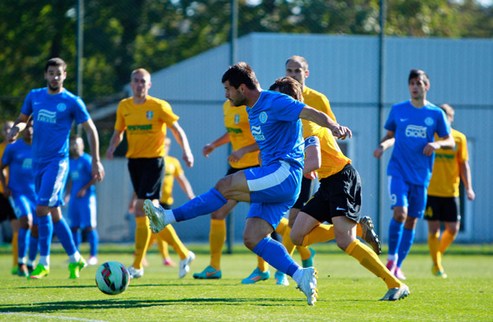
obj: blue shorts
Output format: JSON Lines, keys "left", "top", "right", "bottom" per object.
{"left": 9, "top": 194, "right": 36, "bottom": 220}
{"left": 34, "top": 159, "right": 69, "bottom": 207}
{"left": 244, "top": 161, "right": 302, "bottom": 228}
{"left": 67, "top": 194, "right": 97, "bottom": 228}
{"left": 388, "top": 176, "right": 427, "bottom": 219}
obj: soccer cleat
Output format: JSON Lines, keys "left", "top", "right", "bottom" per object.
{"left": 360, "top": 216, "right": 382, "bottom": 255}
{"left": 193, "top": 265, "right": 222, "bottom": 279}
{"left": 179, "top": 251, "right": 195, "bottom": 278}
{"left": 143, "top": 199, "right": 170, "bottom": 233}
{"left": 88, "top": 256, "right": 98, "bottom": 266}
{"left": 163, "top": 258, "right": 176, "bottom": 267}
{"left": 296, "top": 267, "right": 318, "bottom": 306}
{"left": 241, "top": 268, "right": 270, "bottom": 284}
{"left": 29, "top": 264, "right": 50, "bottom": 279}
{"left": 302, "top": 247, "right": 316, "bottom": 268}
{"left": 274, "top": 271, "right": 289, "bottom": 286}
{"left": 127, "top": 266, "right": 144, "bottom": 279}
{"left": 386, "top": 260, "right": 396, "bottom": 274}
{"left": 432, "top": 265, "right": 448, "bottom": 279}
{"left": 380, "top": 284, "right": 410, "bottom": 301}
{"left": 17, "top": 264, "right": 29, "bottom": 277}
{"left": 27, "top": 264, "right": 34, "bottom": 275}
{"left": 68, "top": 257, "right": 87, "bottom": 279}
{"left": 394, "top": 267, "right": 406, "bottom": 280}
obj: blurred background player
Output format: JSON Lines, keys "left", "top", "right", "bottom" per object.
{"left": 425, "top": 104, "right": 475, "bottom": 278}
{"left": 106, "top": 68, "right": 194, "bottom": 279}
{"left": 0, "top": 120, "right": 38, "bottom": 277}
{"left": 65, "top": 135, "right": 100, "bottom": 266}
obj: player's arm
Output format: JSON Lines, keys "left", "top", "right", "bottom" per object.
{"left": 229, "top": 142, "right": 259, "bottom": 163}
{"left": 77, "top": 177, "right": 99, "bottom": 198}
{"left": 203, "top": 132, "right": 230, "bottom": 157}
{"left": 0, "top": 160, "right": 10, "bottom": 196}
{"left": 81, "top": 119, "right": 105, "bottom": 182}
{"left": 176, "top": 173, "right": 195, "bottom": 200}
{"left": 7, "top": 113, "right": 30, "bottom": 143}
{"left": 303, "top": 136, "right": 321, "bottom": 178}
{"left": 105, "top": 129, "right": 124, "bottom": 160}
{"left": 459, "top": 159, "right": 475, "bottom": 201}
{"left": 299, "top": 106, "right": 351, "bottom": 140}
{"left": 423, "top": 134, "right": 455, "bottom": 156}
{"left": 373, "top": 131, "right": 395, "bottom": 158}
{"left": 170, "top": 122, "right": 194, "bottom": 167}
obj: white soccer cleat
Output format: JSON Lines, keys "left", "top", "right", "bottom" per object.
{"left": 143, "top": 199, "right": 170, "bottom": 233}
{"left": 179, "top": 251, "right": 196, "bottom": 279}
{"left": 127, "top": 266, "right": 144, "bottom": 279}
{"left": 380, "top": 284, "right": 410, "bottom": 301}
{"left": 296, "top": 267, "right": 318, "bottom": 306}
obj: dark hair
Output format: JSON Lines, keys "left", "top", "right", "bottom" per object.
{"left": 221, "top": 62, "right": 259, "bottom": 90}
{"left": 45, "top": 57, "right": 67, "bottom": 72}
{"left": 408, "top": 69, "right": 429, "bottom": 85}
{"left": 268, "top": 76, "right": 303, "bottom": 101}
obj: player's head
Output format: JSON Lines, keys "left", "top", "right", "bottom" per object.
{"left": 269, "top": 76, "right": 303, "bottom": 102}
{"left": 2, "top": 120, "right": 13, "bottom": 138}
{"left": 130, "top": 68, "right": 152, "bottom": 100}
{"left": 408, "top": 69, "right": 430, "bottom": 100}
{"left": 440, "top": 104, "right": 455, "bottom": 124}
{"left": 221, "top": 62, "right": 259, "bottom": 106}
{"left": 69, "top": 135, "right": 85, "bottom": 157}
{"left": 23, "top": 119, "right": 34, "bottom": 143}
{"left": 285, "top": 55, "right": 309, "bottom": 87}
{"left": 44, "top": 57, "right": 67, "bottom": 93}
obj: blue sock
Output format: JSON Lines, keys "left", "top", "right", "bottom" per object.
{"left": 174, "top": 188, "right": 227, "bottom": 221}
{"left": 87, "top": 229, "right": 99, "bottom": 257}
{"left": 18, "top": 228, "right": 29, "bottom": 260}
{"left": 397, "top": 227, "right": 415, "bottom": 267}
{"left": 71, "top": 228, "right": 81, "bottom": 250}
{"left": 388, "top": 217, "right": 404, "bottom": 257}
{"left": 54, "top": 218, "right": 78, "bottom": 257}
{"left": 38, "top": 215, "right": 53, "bottom": 257}
{"left": 252, "top": 237, "right": 300, "bottom": 277}
{"left": 28, "top": 235, "right": 38, "bottom": 262}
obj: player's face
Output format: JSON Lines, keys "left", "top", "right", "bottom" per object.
{"left": 408, "top": 76, "right": 429, "bottom": 100}
{"left": 45, "top": 66, "right": 66, "bottom": 93}
{"left": 224, "top": 81, "right": 247, "bottom": 106}
{"left": 131, "top": 72, "right": 151, "bottom": 99}
{"left": 23, "top": 121, "right": 33, "bottom": 141}
{"left": 285, "top": 60, "right": 308, "bottom": 85}
{"left": 69, "top": 138, "right": 84, "bottom": 157}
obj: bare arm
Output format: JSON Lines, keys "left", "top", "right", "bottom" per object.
{"left": 229, "top": 142, "right": 259, "bottom": 163}
{"left": 423, "top": 134, "right": 455, "bottom": 156}
{"left": 170, "top": 122, "right": 194, "bottom": 167}
{"left": 303, "top": 145, "right": 321, "bottom": 179}
{"left": 373, "top": 131, "right": 395, "bottom": 158}
{"left": 299, "top": 106, "right": 352, "bottom": 139}
{"left": 175, "top": 173, "right": 195, "bottom": 200}
{"left": 7, "top": 113, "right": 30, "bottom": 143}
{"left": 0, "top": 162, "right": 10, "bottom": 196}
{"left": 203, "top": 132, "right": 230, "bottom": 157}
{"left": 105, "top": 129, "right": 124, "bottom": 160}
{"left": 459, "top": 160, "right": 475, "bottom": 201}
{"left": 81, "top": 119, "right": 105, "bottom": 182}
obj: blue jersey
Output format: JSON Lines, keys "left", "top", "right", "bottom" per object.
{"left": 385, "top": 100, "right": 450, "bottom": 186}
{"left": 68, "top": 153, "right": 95, "bottom": 199}
{"left": 1, "top": 139, "right": 36, "bottom": 200}
{"left": 247, "top": 91, "right": 305, "bottom": 168}
{"left": 21, "top": 88, "right": 90, "bottom": 163}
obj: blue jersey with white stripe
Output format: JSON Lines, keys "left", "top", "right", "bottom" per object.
{"left": 69, "top": 153, "right": 96, "bottom": 199}
{"left": 21, "top": 88, "right": 90, "bottom": 162}
{"left": 1, "top": 139, "right": 36, "bottom": 199}
{"left": 385, "top": 100, "right": 450, "bottom": 186}
{"left": 247, "top": 91, "right": 305, "bottom": 168}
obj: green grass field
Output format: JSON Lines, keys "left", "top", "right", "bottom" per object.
{"left": 1, "top": 243, "right": 492, "bottom": 321}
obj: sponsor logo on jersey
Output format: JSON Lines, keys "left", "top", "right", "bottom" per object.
{"left": 251, "top": 125, "right": 265, "bottom": 141}
{"left": 405, "top": 125, "right": 427, "bottom": 138}
{"left": 37, "top": 109, "right": 57, "bottom": 124}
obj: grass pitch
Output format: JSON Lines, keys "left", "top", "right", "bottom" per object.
{"left": 0, "top": 243, "right": 492, "bottom": 321}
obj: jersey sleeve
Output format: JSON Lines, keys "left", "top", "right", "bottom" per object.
{"left": 20, "top": 91, "right": 34, "bottom": 116}
{"left": 74, "top": 96, "right": 91, "bottom": 125}
{"left": 384, "top": 106, "right": 397, "bottom": 132}
{"left": 114, "top": 102, "right": 126, "bottom": 131}
{"left": 436, "top": 109, "right": 451, "bottom": 138}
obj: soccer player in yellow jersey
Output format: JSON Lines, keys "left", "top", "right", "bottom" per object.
{"left": 271, "top": 76, "right": 409, "bottom": 301}
{"left": 106, "top": 68, "right": 195, "bottom": 279}
{"left": 425, "top": 104, "right": 475, "bottom": 278}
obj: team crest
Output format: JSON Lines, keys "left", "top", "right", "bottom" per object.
{"left": 57, "top": 103, "right": 67, "bottom": 112}
{"left": 234, "top": 114, "right": 240, "bottom": 124}
{"left": 425, "top": 117, "right": 434, "bottom": 126}
{"left": 259, "top": 111, "right": 268, "bottom": 124}
{"left": 146, "top": 111, "right": 154, "bottom": 120}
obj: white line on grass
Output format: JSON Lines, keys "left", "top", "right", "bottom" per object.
{"left": 0, "top": 312, "right": 106, "bottom": 321}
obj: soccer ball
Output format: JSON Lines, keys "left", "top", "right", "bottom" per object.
{"left": 95, "top": 261, "right": 130, "bottom": 295}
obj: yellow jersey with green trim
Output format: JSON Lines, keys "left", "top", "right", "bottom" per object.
{"left": 223, "top": 100, "right": 259, "bottom": 168}
{"left": 427, "top": 129, "right": 468, "bottom": 197}
{"left": 115, "top": 96, "right": 179, "bottom": 158}
{"left": 302, "top": 119, "right": 350, "bottom": 180}
{"left": 303, "top": 86, "right": 336, "bottom": 121}
{"left": 160, "top": 155, "right": 182, "bottom": 205}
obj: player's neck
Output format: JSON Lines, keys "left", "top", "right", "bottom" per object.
{"left": 47, "top": 87, "right": 64, "bottom": 95}
{"left": 133, "top": 96, "right": 147, "bottom": 104}
{"left": 410, "top": 97, "right": 426, "bottom": 108}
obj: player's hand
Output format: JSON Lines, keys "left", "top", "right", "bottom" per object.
{"left": 202, "top": 144, "right": 214, "bottom": 157}
{"left": 304, "top": 171, "right": 317, "bottom": 180}
{"left": 92, "top": 160, "right": 105, "bottom": 182}
{"left": 7, "top": 126, "right": 20, "bottom": 143}
{"left": 183, "top": 151, "right": 194, "bottom": 167}
{"left": 228, "top": 150, "right": 244, "bottom": 163}
{"left": 331, "top": 125, "right": 352, "bottom": 140}
{"left": 423, "top": 142, "right": 441, "bottom": 156}
{"left": 373, "top": 146, "right": 384, "bottom": 159}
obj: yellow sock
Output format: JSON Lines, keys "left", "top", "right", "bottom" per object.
{"left": 133, "top": 217, "right": 151, "bottom": 269}
{"left": 276, "top": 217, "right": 288, "bottom": 236}
{"left": 439, "top": 230, "right": 456, "bottom": 254}
{"left": 156, "top": 234, "right": 170, "bottom": 259}
{"left": 210, "top": 219, "right": 226, "bottom": 269}
{"left": 428, "top": 231, "right": 440, "bottom": 267}
{"left": 302, "top": 223, "right": 335, "bottom": 246}
{"left": 257, "top": 256, "right": 269, "bottom": 272}
{"left": 282, "top": 226, "right": 296, "bottom": 256}
{"left": 12, "top": 231, "right": 18, "bottom": 267}
{"left": 346, "top": 239, "right": 401, "bottom": 289}
{"left": 158, "top": 225, "right": 189, "bottom": 260}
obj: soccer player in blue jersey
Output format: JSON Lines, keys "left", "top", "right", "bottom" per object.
{"left": 65, "top": 135, "right": 99, "bottom": 266}
{"left": 7, "top": 57, "right": 105, "bottom": 279}
{"left": 144, "top": 62, "right": 351, "bottom": 305}
{"left": 373, "top": 69, "right": 454, "bottom": 280}
{"left": 0, "top": 120, "right": 39, "bottom": 277}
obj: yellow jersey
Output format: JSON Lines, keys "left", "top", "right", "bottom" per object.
{"left": 303, "top": 86, "right": 336, "bottom": 121}
{"left": 223, "top": 100, "right": 259, "bottom": 168}
{"left": 427, "top": 129, "right": 468, "bottom": 197}
{"left": 302, "top": 120, "right": 351, "bottom": 179}
{"left": 115, "top": 96, "right": 179, "bottom": 158}
{"left": 160, "top": 155, "right": 182, "bottom": 205}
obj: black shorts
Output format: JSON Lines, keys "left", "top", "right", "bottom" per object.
{"left": 424, "top": 196, "right": 460, "bottom": 222}
{"left": 0, "top": 193, "right": 16, "bottom": 222}
{"left": 226, "top": 165, "right": 258, "bottom": 176}
{"left": 301, "top": 164, "right": 361, "bottom": 224}
{"left": 292, "top": 176, "right": 313, "bottom": 209}
{"left": 128, "top": 157, "right": 164, "bottom": 200}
